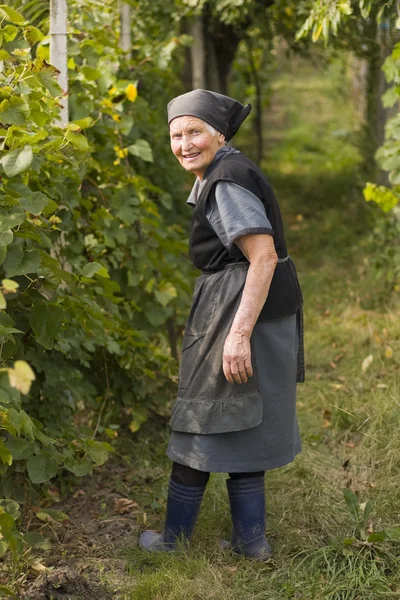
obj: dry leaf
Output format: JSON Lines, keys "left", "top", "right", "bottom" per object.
{"left": 72, "top": 489, "right": 86, "bottom": 499}
{"left": 330, "top": 383, "right": 344, "bottom": 390}
{"left": 376, "top": 383, "right": 388, "bottom": 389}
{"left": 31, "top": 562, "right": 49, "bottom": 573}
{"left": 330, "top": 361, "right": 337, "bottom": 369}
{"left": 361, "top": 354, "right": 373, "bottom": 373}
{"left": 345, "top": 442, "right": 356, "bottom": 448}
{"left": 385, "top": 346, "right": 393, "bottom": 359}
{"left": 8, "top": 360, "right": 35, "bottom": 395}
{"left": 115, "top": 498, "right": 139, "bottom": 514}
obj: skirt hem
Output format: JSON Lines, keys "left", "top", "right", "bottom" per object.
{"left": 166, "top": 446, "right": 302, "bottom": 473}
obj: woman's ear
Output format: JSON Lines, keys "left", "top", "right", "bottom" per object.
{"left": 219, "top": 133, "right": 226, "bottom": 146}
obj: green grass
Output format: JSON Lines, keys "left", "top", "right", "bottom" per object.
{"left": 113, "top": 57, "right": 400, "bottom": 599}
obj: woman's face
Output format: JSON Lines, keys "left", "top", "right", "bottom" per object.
{"left": 169, "top": 116, "right": 225, "bottom": 179}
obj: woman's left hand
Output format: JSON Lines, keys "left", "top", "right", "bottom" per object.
{"left": 222, "top": 331, "right": 253, "bottom": 384}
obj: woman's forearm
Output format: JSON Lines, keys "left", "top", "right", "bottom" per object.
{"left": 229, "top": 254, "right": 277, "bottom": 338}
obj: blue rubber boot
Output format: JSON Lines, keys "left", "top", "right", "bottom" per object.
{"left": 139, "top": 478, "right": 206, "bottom": 552}
{"left": 221, "top": 476, "right": 272, "bottom": 560}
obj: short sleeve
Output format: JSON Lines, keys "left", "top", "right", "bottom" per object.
{"left": 206, "top": 181, "right": 275, "bottom": 252}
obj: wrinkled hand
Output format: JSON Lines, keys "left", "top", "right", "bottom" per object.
{"left": 222, "top": 331, "right": 253, "bottom": 384}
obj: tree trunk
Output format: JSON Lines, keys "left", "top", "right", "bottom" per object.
{"left": 247, "top": 38, "right": 264, "bottom": 165}
{"left": 365, "top": 18, "right": 392, "bottom": 183}
{"left": 119, "top": 1, "right": 132, "bottom": 60}
{"left": 191, "top": 17, "right": 206, "bottom": 89}
{"left": 50, "top": 0, "right": 68, "bottom": 126}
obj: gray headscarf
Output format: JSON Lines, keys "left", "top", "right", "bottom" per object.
{"left": 167, "top": 89, "right": 252, "bottom": 142}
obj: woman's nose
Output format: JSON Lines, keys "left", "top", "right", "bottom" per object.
{"left": 181, "top": 135, "right": 193, "bottom": 152}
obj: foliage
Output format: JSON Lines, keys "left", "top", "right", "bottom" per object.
{"left": 295, "top": 0, "right": 396, "bottom": 44}
{"left": 0, "top": 1, "right": 193, "bottom": 559}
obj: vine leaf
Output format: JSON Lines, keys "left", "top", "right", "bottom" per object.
{"left": 0, "top": 145, "right": 33, "bottom": 177}
{"left": 29, "top": 302, "right": 63, "bottom": 349}
{"left": 27, "top": 454, "right": 58, "bottom": 484}
{"left": 4, "top": 247, "right": 41, "bottom": 277}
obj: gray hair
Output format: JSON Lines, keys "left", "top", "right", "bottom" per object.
{"left": 204, "top": 122, "right": 219, "bottom": 136}
{"left": 204, "top": 121, "right": 226, "bottom": 144}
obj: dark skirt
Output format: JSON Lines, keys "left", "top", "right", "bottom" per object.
{"left": 167, "top": 312, "right": 302, "bottom": 473}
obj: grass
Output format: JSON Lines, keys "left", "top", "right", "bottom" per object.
{"left": 116, "top": 55, "right": 400, "bottom": 599}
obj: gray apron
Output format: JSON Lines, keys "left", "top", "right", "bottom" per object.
{"left": 170, "top": 262, "right": 263, "bottom": 435}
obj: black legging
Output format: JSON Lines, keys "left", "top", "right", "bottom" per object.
{"left": 171, "top": 461, "right": 264, "bottom": 487}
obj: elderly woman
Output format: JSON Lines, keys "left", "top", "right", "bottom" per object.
{"left": 139, "top": 89, "right": 304, "bottom": 560}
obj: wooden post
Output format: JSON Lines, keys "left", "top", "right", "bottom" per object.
{"left": 119, "top": 1, "right": 132, "bottom": 60}
{"left": 50, "top": 0, "right": 68, "bottom": 126}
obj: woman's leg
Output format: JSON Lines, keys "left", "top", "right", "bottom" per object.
{"left": 224, "top": 470, "right": 271, "bottom": 560}
{"left": 172, "top": 462, "right": 210, "bottom": 487}
{"left": 228, "top": 471, "right": 264, "bottom": 480}
{"left": 139, "top": 462, "right": 209, "bottom": 552}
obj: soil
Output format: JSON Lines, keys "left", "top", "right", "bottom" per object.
{"left": 19, "top": 457, "right": 146, "bottom": 600}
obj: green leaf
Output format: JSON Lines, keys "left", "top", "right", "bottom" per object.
{"left": 367, "top": 532, "right": 387, "bottom": 543}
{"left": 0, "top": 584, "right": 17, "bottom": 598}
{"left": 23, "top": 531, "right": 51, "bottom": 549}
{"left": 82, "top": 262, "right": 109, "bottom": 278}
{"left": 29, "top": 301, "right": 63, "bottom": 349}
{"left": 154, "top": 282, "right": 177, "bottom": 307}
{"left": 0, "top": 372, "right": 20, "bottom": 407}
{"left": 0, "top": 5, "right": 25, "bottom": 24}
{"left": 27, "top": 454, "right": 58, "bottom": 483}
{"left": 19, "top": 191, "right": 51, "bottom": 215}
{"left": 0, "top": 98, "right": 30, "bottom": 126}
{"left": 127, "top": 139, "right": 153, "bottom": 162}
{"left": 7, "top": 408, "right": 35, "bottom": 439}
{"left": 0, "top": 291, "right": 5, "bottom": 309}
{"left": 72, "top": 117, "right": 94, "bottom": 129}
{"left": 81, "top": 65, "right": 101, "bottom": 81}
{"left": 0, "top": 145, "right": 33, "bottom": 177}
{"left": 343, "top": 488, "right": 359, "bottom": 521}
{"left": 382, "top": 56, "right": 398, "bottom": 84}
{"left": 0, "top": 500, "right": 20, "bottom": 520}
{"left": 84, "top": 439, "right": 112, "bottom": 466}
{"left": 2, "top": 24, "right": 18, "bottom": 42}
{"left": 382, "top": 87, "right": 400, "bottom": 109}
{"left": 23, "top": 26, "right": 44, "bottom": 45}
{"left": 0, "top": 213, "right": 25, "bottom": 232}
{"left": 0, "top": 513, "right": 15, "bottom": 539}
{"left": 385, "top": 527, "right": 400, "bottom": 542}
{"left": 36, "top": 508, "right": 69, "bottom": 523}
{"left": 64, "top": 130, "right": 89, "bottom": 151}
{"left": 4, "top": 247, "right": 41, "bottom": 277}
{"left": 5, "top": 436, "right": 33, "bottom": 460}
{"left": 32, "top": 58, "right": 61, "bottom": 97}
{"left": 64, "top": 458, "right": 92, "bottom": 477}
{"left": 0, "top": 230, "right": 13, "bottom": 246}
{"left": 0, "top": 440, "right": 12, "bottom": 466}
{"left": 0, "top": 247, "right": 6, "bottom": 267}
